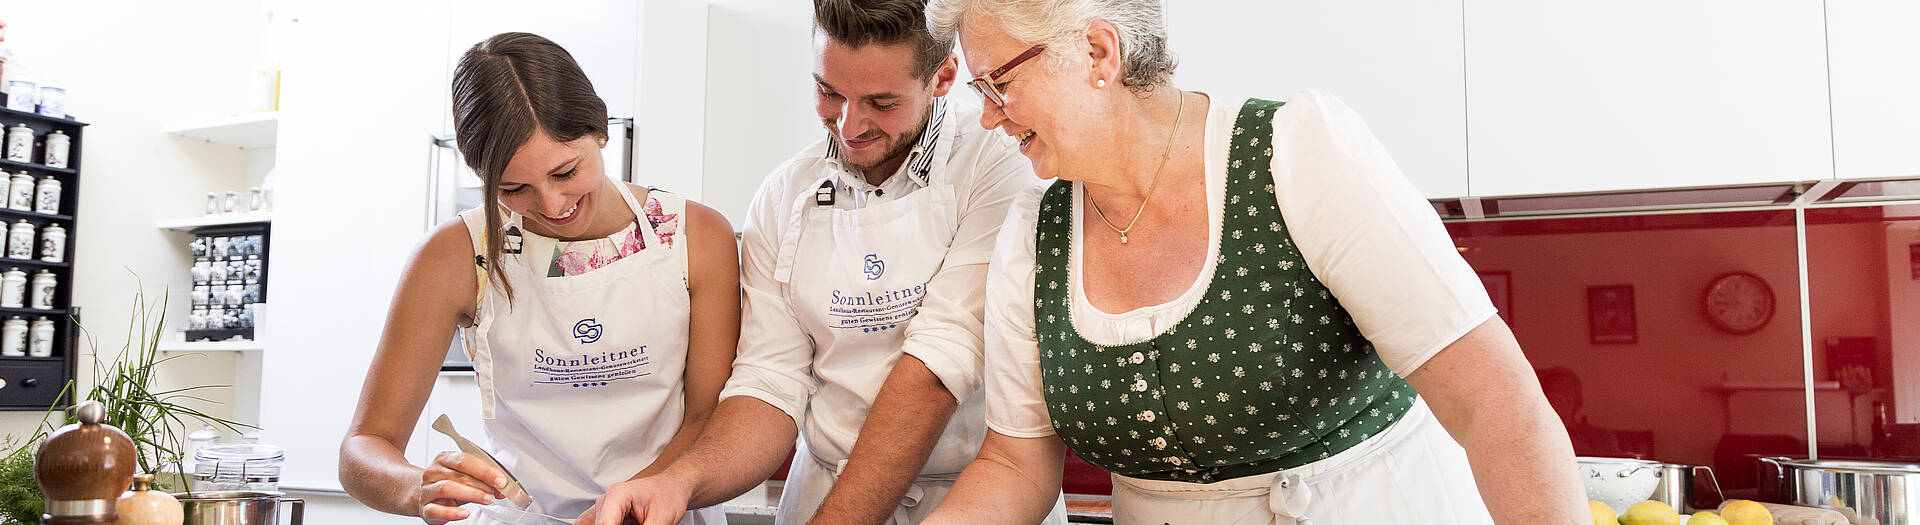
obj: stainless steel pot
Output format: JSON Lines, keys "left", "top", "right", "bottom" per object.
{"left": 173, "top": 490, "right": 304, "bottom": 525}
{"left": 1758, "top": 457, "right": 1919, "bottom": 525}
{"left": 1651, "top": 462, "right": 1722, "bottom": 512}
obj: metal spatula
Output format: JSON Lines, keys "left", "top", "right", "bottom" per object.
{"left": 431, "top": 414, "right": 535, "bottom": 509}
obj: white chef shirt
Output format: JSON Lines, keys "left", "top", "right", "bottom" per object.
{"left": 722, "top": 98, "right": 1043, "bottom": 471}
{"left": 981, "top": 90, "right": 1497, "bottom": 438}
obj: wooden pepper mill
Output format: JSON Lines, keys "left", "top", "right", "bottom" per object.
{"left": 35, "top": 400, "right": 136, "bottom": 525}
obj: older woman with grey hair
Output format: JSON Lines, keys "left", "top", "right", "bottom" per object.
{"left": 919, "top": 1, "right": 1588, "bottom": 524}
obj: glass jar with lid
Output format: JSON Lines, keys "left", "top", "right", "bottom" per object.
{"left": 191, "top": 443, "right": 284, "bottom": 492}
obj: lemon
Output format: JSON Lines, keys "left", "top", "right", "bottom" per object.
{"left": 1588, "top": 500, "right": 1618, "bottom": 525}
{"left": 1718, "top": 500, "right": 1772, "bottom": 525}
{"left": 1619, "top": 500, "right": 1683, "bottom": 525}
{"left": 1686, "top": 511, "right": 1729, "bottom": 525}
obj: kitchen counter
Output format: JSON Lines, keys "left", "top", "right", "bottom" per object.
{"left": 721, "top": 481, "right": 781, "bottom": 525}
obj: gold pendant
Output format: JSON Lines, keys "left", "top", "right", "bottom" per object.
{"left": 1119, "top": 234, "right": 1129, "bottom": 244}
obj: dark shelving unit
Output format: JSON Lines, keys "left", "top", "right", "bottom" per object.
{"left": 0, "top": 105, "right": 84, "bottom": 411}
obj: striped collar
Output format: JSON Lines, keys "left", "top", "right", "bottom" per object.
{"left": 823, "top": 97, "right": 948, "bottom": 188}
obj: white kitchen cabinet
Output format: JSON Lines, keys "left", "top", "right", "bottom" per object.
{"left": 1827, "top": 0, "right": 1920, "bottom": 179}
{"left": 258, "top": 0, "right": 452, "bottom": 491}
{"left": 1165, "top": 1, "right": 1468, "bottom": 198}
{"left": 1464, "top": 0, "right": 1832, "bottom": 197}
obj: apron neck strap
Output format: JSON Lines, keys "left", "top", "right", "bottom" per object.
{"left": 608, "top": 180, "right": 661, "bottom": 249}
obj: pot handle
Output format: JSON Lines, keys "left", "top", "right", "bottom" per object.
{"left": 1756, "top": 456, "right": 1791, "bottom": 502}
{"left": 1694, "top": 466, "right": 1725, "bottom": 503}
{"left": 281, "top": 497, "right": 304, "bottom": 525}
{"left": 1617, "top": 465, "right": 1654, "bottom": 478}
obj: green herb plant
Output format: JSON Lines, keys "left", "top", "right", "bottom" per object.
{"left": 0, "top": 287, "right": 252, "bottom": 524}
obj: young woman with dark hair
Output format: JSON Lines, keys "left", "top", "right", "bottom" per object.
{"left": 339, "top": 32, "right": 737, "bottom": 525}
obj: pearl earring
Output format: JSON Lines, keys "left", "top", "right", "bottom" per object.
{"left": 1096, "top": 78, "right": 1106, "bottom": 88}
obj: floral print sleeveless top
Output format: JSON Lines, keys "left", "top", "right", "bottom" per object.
{"left": 547, "top": 193, "right": 682, "bottom": 277}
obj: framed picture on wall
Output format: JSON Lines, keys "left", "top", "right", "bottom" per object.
{"left": 1588, "top": 285, "right": 1637, "bottom": 344}
{"left": 1478, "top": 271, "right": 1512, "bottom": 326}
{"left": 1910, "top": 243, "right": 1919, "bottom": 280}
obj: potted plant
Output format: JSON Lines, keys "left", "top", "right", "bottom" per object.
{"left": 0, "top": 289, "right": 250, "bottom": 524}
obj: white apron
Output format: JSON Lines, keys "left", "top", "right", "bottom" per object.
{"left": 1107, "top": 399, "right": 1492, "bottom": 525}
{"left": 461, "top": 183, "right": 724, "bottom": 525}
{"left": 768, "top": 172, "right": 1017, "bottom": 524}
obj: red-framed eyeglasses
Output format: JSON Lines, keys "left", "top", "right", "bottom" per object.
{"left": 967, "top": 45, "right": 1046, "bottom": 108}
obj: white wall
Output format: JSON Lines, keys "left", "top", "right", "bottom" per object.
{"left": 0, "top": 0, "right": 261, "bottom": 448}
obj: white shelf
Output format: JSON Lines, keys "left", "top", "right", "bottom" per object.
{"left": 165, "top": 112, "right": 279, "bottom": 149}
{"left": 159, "top": 340, "right": 265, "bottom": 352}
{"left": 156, "top": 212, "right": 273, "bottom": 231}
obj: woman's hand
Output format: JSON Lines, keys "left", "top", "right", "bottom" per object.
{"left": 418, "top": 451, "right": 509, "bottom": 524}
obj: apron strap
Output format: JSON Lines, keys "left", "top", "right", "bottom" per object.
{"left": 772, "top": 176, "right": 836, "bottom": 283}
{"left": 642, "top": 187, "right": 692, "bottom": 286}
{"left": 607, "top": 181, "right": 657, "bottom": 249}
{"left": 458, "top": 208, "right": 492, "bottom": 321}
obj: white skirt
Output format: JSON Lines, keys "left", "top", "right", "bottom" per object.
{"left": 1109, "top": 398, "right": 1492, "bottom": 525}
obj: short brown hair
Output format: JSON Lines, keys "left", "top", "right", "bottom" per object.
{"left": 450, "top": 32, "right": 609, "bottom": 301}
{"left": 814, "top": 0, "right": 952, "bottom": 79}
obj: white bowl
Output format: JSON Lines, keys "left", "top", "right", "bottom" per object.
{"left": 1578, "top": 457, "right": 1664, "bottom": 515}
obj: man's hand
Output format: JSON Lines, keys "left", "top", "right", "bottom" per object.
{"left": 578, "top": 473, "right": 695, "bottom": 525}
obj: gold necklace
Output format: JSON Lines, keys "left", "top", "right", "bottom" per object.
{"left": 1089, "top": 92, "right": 1185, "bottom": 245}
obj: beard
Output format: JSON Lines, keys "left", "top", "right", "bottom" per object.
{"left": 826, "top": 105, "right": 931, "bottom": 174}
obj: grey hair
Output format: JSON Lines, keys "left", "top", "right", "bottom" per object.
{"left": 928, "top": 0, "right": 1175, "bottom": 93}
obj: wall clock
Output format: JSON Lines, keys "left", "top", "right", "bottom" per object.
{"left": 1704, "top": 271, "right": 1774, "bottom": 335}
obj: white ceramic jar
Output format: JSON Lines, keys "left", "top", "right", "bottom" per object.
{"left": 5, "top": 81, "right": 38, "bottom": 112}
{"left": 34, "top": 85, "right": 64, "bottom": 118}
{"left": 28, "top": 316, "right": 52, "bottom": 357}
{"left": 38, "top": 222, "right": 63, "bottom": 263}
{"left": 33, "top": 176, "right": 59, "bottom": 215}
{"left": 7, "top": 172, "right": 32, "bottom": 211}
{"left": 4, "top": 123, "right": 32, "bottom": 163}
{"left": 0, "top": 267, "right": 24, "bottom": 308}
{"left": 0, "top": 316, "right": 26, "bottom": 356}
{"left": 29, "top": 269, "right": 55, "bottom": 310}
{"left": 42, "top": 130, "right": 68, "bottom": 169}
{"left": 6, "top": 220, "right": 33, "bottom": 259}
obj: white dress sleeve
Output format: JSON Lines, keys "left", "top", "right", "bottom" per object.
{"left": 981, "top": 183, "right": 1056, "bottom": 438}
{"left": 1267, "top": 90, "right": 1496, "bottom": 376}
